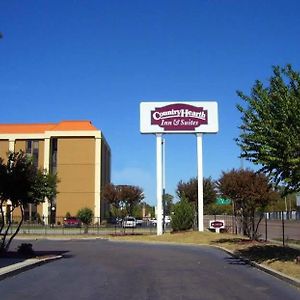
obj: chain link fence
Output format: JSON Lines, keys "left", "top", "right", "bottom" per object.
{"left": 256, "top": 211, "right": 300, "bottom": 245}
{"left": 204, "top": 212, "right": 300, "bottom": 245}
{"left": 1, "top": 212, "right": 299, "bottom": 243}
{"left": 1, "top": 216, "right": 170, "bottom": 236}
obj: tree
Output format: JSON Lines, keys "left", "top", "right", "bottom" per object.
{"left": 119, "top": 185, "right": 144, "bottom": 216}
{"left": 77, "top": 207, "right": 94, "bottom": 233}
{"left": 0, "top": 152, "right": 57, "bottom": 253}
{"left": 177, "top": 177, "right": 198, "bottom": 204}
{"left": 217, "top": 168, "right": 277, "bottom": 240}
{"left": 176, "top": 177, "right": 217, "bottom": 206}
{"left": 102, "top": 183, "right": 144, "bottom": 218}
{"left": 163, "top": 193, "right": 174, "bottom": 216}
{"left": 236, "top": 64, "right": 300, "bottom": 195}
{"left": 102, "top": 183, "right": 119, "bottom": 217}
{"left": 171, "top": 196, "right": 194, "bottom": 232}
{"left": 45, "top": 173, "right": 59, "bottom": 225}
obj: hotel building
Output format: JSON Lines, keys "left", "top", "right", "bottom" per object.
{"left": 0, "top": 120, "right": 111, "bottom": 223}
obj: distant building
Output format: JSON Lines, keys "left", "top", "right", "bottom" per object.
{"left": 0, "top": 120, "right": 111, "bottom": 223}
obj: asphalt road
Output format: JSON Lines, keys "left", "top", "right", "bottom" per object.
{"left": 0, "top": 239, "right": 299, "bottom": 300}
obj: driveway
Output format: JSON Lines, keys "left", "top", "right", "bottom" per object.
{"left": 0, "top": 239, "right": 299, "bottom": 300}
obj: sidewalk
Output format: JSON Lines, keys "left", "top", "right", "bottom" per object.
{"left": 0, "top": 255, "right": 62, "bottom": 281}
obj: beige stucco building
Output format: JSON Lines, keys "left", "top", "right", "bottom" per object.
{"left": 0, "top": 120, "right": 111, "bottom": 223}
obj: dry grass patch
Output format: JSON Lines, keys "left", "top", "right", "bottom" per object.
{"left": 110, "top": 231, "right": 236, "bottom": 245}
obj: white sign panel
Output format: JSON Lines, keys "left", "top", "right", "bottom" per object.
{"left": 140, "top": 101, "right": 218, "bottom": 133}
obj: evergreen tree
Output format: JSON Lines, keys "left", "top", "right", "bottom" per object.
{"left": 171, "top": 196, "right": 194, "bottom": 232}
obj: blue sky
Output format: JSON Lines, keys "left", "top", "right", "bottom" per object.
{"left": 1, "top": 1, "right": 300, "bottom": 205}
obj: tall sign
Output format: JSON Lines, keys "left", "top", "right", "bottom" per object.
{"left": 140, "top": 102, "right": 218, "bottom": 134}
{"left": 140, "top": 101, "right": 219, "bottom": 235}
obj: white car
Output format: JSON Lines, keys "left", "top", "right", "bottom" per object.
{"left": 150, "top": 216, "right": 171, "bottom": 226}
{"left": 164, "top": 216, "right": 171, "bottom": 225}
{"left": 136, "top": 219, "right": 143, "bottom": 226}
{"left": 122, "top": 217, "right": 137, "bottom": 228}
{"left": 150, "top": 218, "right": 157, "bottom": 225}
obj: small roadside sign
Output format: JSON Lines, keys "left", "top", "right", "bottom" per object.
{"left": 209, "top": 220, "right": 225, "bottom": 233}
{"left": 216, "top": 197, "right": 231, "bottom": 205}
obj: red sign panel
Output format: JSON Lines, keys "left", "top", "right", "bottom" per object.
{"left": 210, "top": 221, "right": 224, "bottom": 228}
{"left": 151, "top": 103, "right": 208, "bottom": 131}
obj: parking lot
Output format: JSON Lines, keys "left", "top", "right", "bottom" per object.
{"left": 1, "top": 239, "right": 300, "bottom": 299}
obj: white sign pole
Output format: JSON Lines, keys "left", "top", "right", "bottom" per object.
{"left": 156, "top": 134, "right": 163, "bottom": 235}
{"left": 162, "top": 137, "right": 166, "bottom": 232}
{"left": 196, "top": 133, "right": 204, "bottom": 231}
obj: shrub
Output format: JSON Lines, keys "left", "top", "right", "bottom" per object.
{"left": 171, "top": 197, "right": 195, "bottom": 232}
{"left": 17, "top": 243, "right": 35, "bottom": 257}
{"left": 77, "top": 207, "right": 94, "bottom": 234}
{"left": 77, "top": 207, "right": 94, "bottom": 225}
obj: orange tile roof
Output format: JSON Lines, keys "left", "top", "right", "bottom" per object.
{"left": 0, "top": 121, "right": 98, "bottom": 134}
{"left": 50, "top": 121, "right": 98, "bottom": 131}
{"left": 0, "top": 123, "right": 55, "bottom": 134}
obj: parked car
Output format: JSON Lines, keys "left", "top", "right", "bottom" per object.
{"left": 150, "top": 218, "right": 157, "bottom": 225}
{"left": 107, "top": 217, "right": 122, "bottom": 225}
{"left": 136, "top": 219, "right": 143, "bottom": 226}
{"left": 164, "top": 216, "right": 171, "bottom": 225}
{"left": 150, "top": 216, "right": 171, "bottom": 226}
{"left": 122, "top": 217, "right": 137, "bottom": 228}
{"left": 63, "top": 217, "right": 81, "bottom": 228}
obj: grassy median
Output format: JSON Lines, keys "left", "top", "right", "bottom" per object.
{"left": 110, "top": 231, "right": 300, "bottom": 280}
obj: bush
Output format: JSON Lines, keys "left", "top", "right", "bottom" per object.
{"left": 171, "top": 197, "right": 195, "bottom": 232}
{"left": 77, "top": 207, "right": 94, "bottom": 225}
{"left": 77, "top": 207, "right": 94, "bottom": 233}
{"left": 17, "top": 243, "right": 35, "bottom": 257}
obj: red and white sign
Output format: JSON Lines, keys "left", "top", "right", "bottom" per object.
{"left": 209, "top": 220, "right": 225, "bottom": 229}
{"left": 140, "top": 102, "right": 218, "bottom": 134}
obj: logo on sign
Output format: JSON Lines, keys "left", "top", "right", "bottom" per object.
{"left": 209, "top": 220, "right": 225, "bottom": 229}
{"left": 151, "top": 103, "right": 208, "bottom": 131}
{"left": 210, "top": 221, "right": 224, "bottom": 228}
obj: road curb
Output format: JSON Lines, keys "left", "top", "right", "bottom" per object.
{"left": 0, "top": 255, "right": 63, "bottom": 281}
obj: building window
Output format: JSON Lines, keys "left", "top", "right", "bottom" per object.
{"left": 50, "top": 138, "right": 57, "bottom": 174}
{"left": 25, "top": 141, "right": 32, "bottom": 154}
{"left": 26, "top": 140, "right": 39, "bottom": 168}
